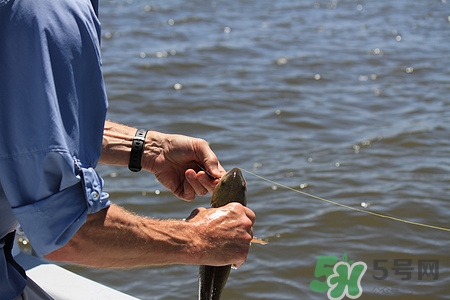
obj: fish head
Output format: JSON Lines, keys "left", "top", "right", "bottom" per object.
{"left": 211, "top": 167, "right": 247, "bottom": 208}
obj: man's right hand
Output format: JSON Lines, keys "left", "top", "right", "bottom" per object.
{"left": 186, "top": 202, "right": 256, "bottom": 268}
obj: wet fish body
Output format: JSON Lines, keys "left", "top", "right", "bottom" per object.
{"left": 198, "top": 167, "right": 247, "bottom": 300}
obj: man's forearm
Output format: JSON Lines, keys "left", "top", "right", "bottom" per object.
{"left": 99, "top": 120, "right": 137, "bottom": 166}
{"left": 44, "top": 204, "right": 203, "bottom": 268}
{"left": 99, "top": 120, "right": 173, "bottom": 174}
{"left": 45, "top": 203, "right": 254, "bottom": 268}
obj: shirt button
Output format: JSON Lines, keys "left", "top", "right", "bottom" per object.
{"left": 91, "top": 191, "right": 100, "bottom": 201}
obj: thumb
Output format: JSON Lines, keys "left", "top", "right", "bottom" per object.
{"left": 202, "top": 159, "right": 226, "bottom": 179}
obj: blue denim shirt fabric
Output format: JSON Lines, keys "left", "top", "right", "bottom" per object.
{"left": 0, "top": 0, "right": 110, "bottom": 297}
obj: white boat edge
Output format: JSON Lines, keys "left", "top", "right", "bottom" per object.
{"left": 13, "top": 241, "right": 140, "bottom": 300}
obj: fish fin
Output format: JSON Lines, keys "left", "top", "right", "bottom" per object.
{"left": 251, "top": 237, "right": 268, "bottom": 245}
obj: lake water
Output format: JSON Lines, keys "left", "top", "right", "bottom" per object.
{"left": 65, "top": 0, "right": 450, "bottom": 299}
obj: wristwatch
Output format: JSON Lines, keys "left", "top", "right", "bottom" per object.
{"left": 128, "top": 129, "right": 147, "bottom": 172}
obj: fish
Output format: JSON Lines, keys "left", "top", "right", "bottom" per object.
{"left": 198, "top": 167, "right": 266, "bottom": 300}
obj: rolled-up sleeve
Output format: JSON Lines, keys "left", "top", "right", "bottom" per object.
{"left": 1, "top": 151, "right": 110, "bottom": 256}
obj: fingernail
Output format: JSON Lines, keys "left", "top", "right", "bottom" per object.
{"left": 210, "top": 169, "right": 221, "bottom": 179}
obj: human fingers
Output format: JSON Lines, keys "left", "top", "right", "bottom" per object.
{"left": 223, "top": 202, "right": 256, "bottom": 224}
{"left": 202, "top": 159, "right": 226, "bottom": 180}
{"left": 222, "top": 203, "right": 255, "bottom": 243}
{"left": 225, "top": 203, "right": 255, "bottom": 268}
{"left": 195, "top": 171, "right": 220, "bottom": 194}
{"left": 192, "top": 138, "right": 226, "bottom": 179}
{"left": 185, "top": 169, "right": 210, "bottom": 197}
{"left": 244, "top": 206, "right": 256, "bottom": 223}
{"left": 186, "top": 205, "right": 254, "bottom": 267}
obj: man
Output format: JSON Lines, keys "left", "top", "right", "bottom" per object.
{"left": 0, "top": 0, "right": 256, "bottom": 299}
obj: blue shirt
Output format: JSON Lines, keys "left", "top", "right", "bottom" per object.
{"left": 0, "top": 0, "right": 110, "bottom": 298}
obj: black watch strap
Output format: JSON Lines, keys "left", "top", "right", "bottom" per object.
{"left": 128, "top": 129, "right": 148, "bottom": 172}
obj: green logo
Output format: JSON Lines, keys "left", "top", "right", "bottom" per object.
{"left": 310, "top": 253, "right": 367, "bottom": 300}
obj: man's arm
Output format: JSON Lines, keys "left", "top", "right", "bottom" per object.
{"left": 45, "top": 120, "right": 255, "bottom": 268}
{"left": 100, "top": 120, "right": 225, "bottom": 199}
{"left": 45, "top": 203, "right": 255, "bottom": 268}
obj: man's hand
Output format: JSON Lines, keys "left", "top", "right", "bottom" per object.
{"left": 185, "top": 202, "right": 256, "bottom": 268}
{"left": 142, "top": 132, "right": 226, "bottom": 200}
{"left": 100, "top": 121, "right": 226, "bottom": 200}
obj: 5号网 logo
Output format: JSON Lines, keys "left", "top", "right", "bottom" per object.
{"left": 310, "top": 253, "right": 367, "bottom": 300}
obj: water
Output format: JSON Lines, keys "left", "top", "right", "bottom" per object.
{"left": 65, "top": 0, "right": 450, "bottom": 299}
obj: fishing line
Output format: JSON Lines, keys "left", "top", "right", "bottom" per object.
{"left": 240, "top": 168, "right": 450, "bottom": 233}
